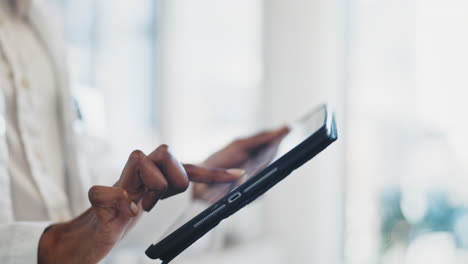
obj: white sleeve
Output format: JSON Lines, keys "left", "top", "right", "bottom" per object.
{"left": 0, "top": 222, "right": 50, "bottom": 264}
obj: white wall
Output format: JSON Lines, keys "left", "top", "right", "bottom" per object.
{"left": 158, "top": 0, "right": 264, "bottom": 161}
{"left": 263, "top": 0, "right": 346, "bottom": 263}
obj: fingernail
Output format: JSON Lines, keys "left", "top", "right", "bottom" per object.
{"left": 130, "top": 202, "right": 139, "bottom": 216}
{"left": 226, "top": 169, "right": 245, "bottom": 177}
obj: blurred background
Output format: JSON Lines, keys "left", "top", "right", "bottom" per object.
{"left": 51, "top": 0, "right": 468, "bottom": 263}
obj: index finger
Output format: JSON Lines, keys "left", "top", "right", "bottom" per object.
{"left": 183, "top": 164, "right": 245, "bottom": 183}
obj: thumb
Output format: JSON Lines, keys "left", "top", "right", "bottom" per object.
{"left": 88, "top": 186, "right": 139, "bottom": 220}
{"left": 183, "top": 164, "right": 245, "bottom": 183}
{"left": 240, "top": 126, "right": 290, "bottom": 151}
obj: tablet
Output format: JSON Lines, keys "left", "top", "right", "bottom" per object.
{"left": 145, "top": 104, "right": 338, "bottom": 263}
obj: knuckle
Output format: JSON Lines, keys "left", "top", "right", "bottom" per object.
{"left": 173, "top": 177, "right": 189, "bottom": 192}
{"left": 155, "top": 144, "right": 171, "bottom": 160}
{"left": 158, "top": 144, "right": 169, "bottom": 151}
{"left": 88, "top": 185, "right": 100, "bottom": 201}
{"left": 129, "top": 150, "right": 145, "bottom": 161}
{"left": 116, "top": 188, "right": 127, "bottom": 200}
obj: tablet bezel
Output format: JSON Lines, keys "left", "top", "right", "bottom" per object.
{"left": 146, "top": 104, "right": 337, "bottom": 263}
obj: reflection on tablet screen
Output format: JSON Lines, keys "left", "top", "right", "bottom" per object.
{"left": 196, "top": 134, "right": 286, "bottom": 203}
{"left": 158, "top": 106, "right": 326, "bottom": 240}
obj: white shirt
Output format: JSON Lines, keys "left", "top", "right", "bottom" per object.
{"left": 0, "top": 1, "right": 71, "bottom": 222}
{"left": 0, "top": 1, "right": 194, "bottom": 263}
{"left": 0, "top": 1, "right": 90, "bottom": 264}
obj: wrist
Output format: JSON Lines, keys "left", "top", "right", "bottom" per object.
{"left": 38, "top": 209, "right": 100, "bottom": 264}
{"left": 38, "top": 223, "right": 63, "bottom": 264}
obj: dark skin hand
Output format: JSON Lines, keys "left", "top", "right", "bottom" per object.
{"left": 194, "top": 126, "right": 290, "bottom": 201}
{"left": 38, "top": 145, "right": 244, "bottom": 264}
{"left": 37, "top": 127, "right": 287, "bottom": 263}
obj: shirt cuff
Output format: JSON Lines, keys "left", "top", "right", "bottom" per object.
{"left": 0, "top": 221, "right": 50, "bottom": 264}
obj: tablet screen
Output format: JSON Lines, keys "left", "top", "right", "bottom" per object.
{"left": 158, "top": 106, "right": 327, "bottom": 240}
{"left": 200, "top": 105, "right": 327, "bottom": 203}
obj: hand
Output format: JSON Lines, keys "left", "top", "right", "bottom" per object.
{"left": 38, "top": 145, "right": 243, "bottom": 264}
{"left": 194, "top": 126, "right": 289, "bottom": 201}
{"left": 203, "top": 126, "right": 289, "bottom": 169}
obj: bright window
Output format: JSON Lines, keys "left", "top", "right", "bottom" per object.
{"left": 347, "top": 0, "right": 468, "bottom": 263}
